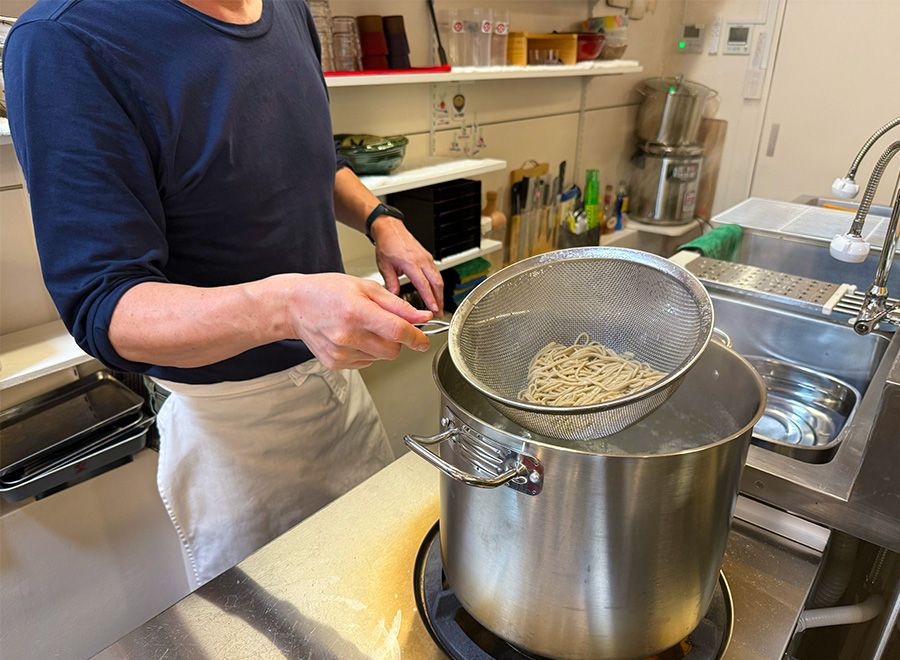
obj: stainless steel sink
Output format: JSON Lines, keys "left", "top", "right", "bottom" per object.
{"left": 689, "top": 207, "right": 900, "bottom": 551}
{"left": 697, "top": 280, "right": 900, "bottom": 552}
{"left": 710, "top": 292, "right": 890, "bottom": 464}
{"left": 711, "top": 293, "right": 889, "bottom": 394}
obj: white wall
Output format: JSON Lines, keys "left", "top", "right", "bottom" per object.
{"left": 660, "top": 0, "right": 900, "bottom": 212}
{"left": 750, "top": 0, "right": 900, "bottom": 206}
{"left": 659, "top": 0, "right": 784, "bottom": 214}
{"left": 0, "top": 149, "right": 60, "bottom": 335}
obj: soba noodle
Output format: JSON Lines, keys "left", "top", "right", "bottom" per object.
{"left": 518, "top": 333, "right": 665, "bottom": 406}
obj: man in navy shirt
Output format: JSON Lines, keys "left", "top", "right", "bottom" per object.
{"left": 5, "top": 0, "right": 443, "bottom": 586}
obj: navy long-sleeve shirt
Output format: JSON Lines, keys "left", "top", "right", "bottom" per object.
{"left": 4, "top": 0, "right": 347, "bottom": 384}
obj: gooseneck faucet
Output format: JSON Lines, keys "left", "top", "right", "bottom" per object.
{"left": 852, "top": 173, "right": 899, "bottom": 335}
{"left": 831, "top": 115, "right": 900, "bottom": 199}
{"left": 829, "top": 139, "right": 900, "bottom": 334}
{"left": 827, "top": 115, "right": 900, "bottom": 335}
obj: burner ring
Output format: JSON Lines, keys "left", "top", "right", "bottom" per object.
{"left": 414, "top": 523, "right": 733, "bottom": 660}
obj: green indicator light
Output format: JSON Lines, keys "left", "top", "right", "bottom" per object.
{"left": 678, "top": 40, "right": 686, "bottom": 49}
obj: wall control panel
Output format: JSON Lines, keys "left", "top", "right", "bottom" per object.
{"left": 676, "top": 23, "right": 704, "bottom": 53}
{"left": 724, "top": 23, "right": 753, "bottom": 55}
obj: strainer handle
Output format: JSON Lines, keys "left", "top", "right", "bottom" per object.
{"left": 414, "top": 320, "right": 451, "bottom": 336}
{"left": 404, "top": 428, "right": 527, "bottom": 489}
{"left": 711, "top": 328, "right": 733, "bottom": 349}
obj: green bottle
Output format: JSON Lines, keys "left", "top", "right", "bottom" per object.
{"left": 584, "top": 169, "right": 600, "bottom": 230}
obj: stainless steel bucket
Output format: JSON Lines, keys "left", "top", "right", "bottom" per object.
{"left": 635, "top": 76, "right": 717, "bottom": 147}
{"left": 406, "top": 342, "right": 766, "bottom": 659}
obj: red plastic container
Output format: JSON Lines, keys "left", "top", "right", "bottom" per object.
{"left": 576, "top": 33, "right": 606, "bottom": 61}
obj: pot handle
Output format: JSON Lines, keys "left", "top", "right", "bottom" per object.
{"left": 404, "top": 428, "right": 528, "bottom": 489}
{"left": 711, "top": 327, "right": 733, "bottom": 349}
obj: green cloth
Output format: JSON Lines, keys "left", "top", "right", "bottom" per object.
{"left": 678, "top": 224, "right": 744, "bottom": 261}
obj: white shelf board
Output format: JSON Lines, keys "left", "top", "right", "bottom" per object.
{"left": 326, "top": 60, "right": 642, "bottom": 88}
{"left": 0, "top": 118, "right": 11, "bottom": 146}
{"left": 345, "top": 238, "right": 503, "bottom": 286}
{"left": 0, "top": 320, "right": 92, "bottom": 390}
{"left": 359, "top": 158, "right": 507, "bottom": 197}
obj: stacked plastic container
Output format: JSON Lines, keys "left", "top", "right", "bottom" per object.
{"left": 308, "top": 0, "right": 335, "bottom": 71}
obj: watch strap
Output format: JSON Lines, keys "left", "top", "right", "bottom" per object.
{"left": 364, "top": 203, "right": 404, "bottom": 244}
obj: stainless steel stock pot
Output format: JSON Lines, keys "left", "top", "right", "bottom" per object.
{"left": 405, "top": 341, "right": 766, "bottom": 659}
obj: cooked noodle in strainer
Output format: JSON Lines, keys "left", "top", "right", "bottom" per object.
{"left": 518, "top": 333, "right": 665, "bottom": 406}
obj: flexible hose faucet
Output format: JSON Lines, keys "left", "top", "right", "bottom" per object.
{"left": 829, "top": 116, "right": 899, "bottom": 264}
{"left": 831, "top": 115, "right": 900, "bottom": 199}
{"left": 852, "top": 177, "right": 900, "bottom": 335}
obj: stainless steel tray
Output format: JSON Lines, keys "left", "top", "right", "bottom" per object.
{"left": 0, "top": 371, "right": 144, "bottom": 476}
{"left": 1, "top": 412, "right": 148, "bottom": 485}
{"left": 0, "top": 414, "right": 153, "bottom": 502}
{"left": 748, "top": 357, "right": 859, "bottom": 464}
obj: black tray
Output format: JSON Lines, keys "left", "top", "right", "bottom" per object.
{"left": 0, "top": 415, "right": 153, "bottom": 502}
{"left": 0, "top": 372, "right": 144, "bottom": 476}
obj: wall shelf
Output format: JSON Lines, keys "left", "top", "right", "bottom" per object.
{"left": 359, "top": 158, "right": 507, "bottom": 197}
{"left": 344, "top": 238, "right": 503, "bottom": 287}
{"left": 625, "top": 217, "right": 702, "bottom": 237}
{"left": 326, "top": 60, "right": 642, "bottom": 88}
{"left": 0, "top": 320, "right": 91, "bottom": 390}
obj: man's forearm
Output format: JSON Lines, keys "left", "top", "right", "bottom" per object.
{"left": 333, "top": 167, "right": 380, "bottom": 231}
{"left": 108, "top": 276, "right": 293, "bottom": 368}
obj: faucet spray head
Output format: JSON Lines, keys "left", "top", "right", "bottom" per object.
{"left": 830, "top": 233, "right": 870, "bottom": 263}
{"left": 832, "top": 176, "right": 860, "bottom": 199}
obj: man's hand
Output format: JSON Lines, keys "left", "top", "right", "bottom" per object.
{"left": 371, "top": 216, "right": 444, "bottom": 314}
{"left": 281, "top": 272, "right": 432, "bottom": 370}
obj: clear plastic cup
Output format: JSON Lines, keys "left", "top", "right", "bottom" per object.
{"left": 439, "top": 8, "right": 467, "bottom": 67}
{"left": 465, "top": 8, "right": 492, "bottom": 67}
{"left": 491, "top": 9, "right": 509, "bottom": 66}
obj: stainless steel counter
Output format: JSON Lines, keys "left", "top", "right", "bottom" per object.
{"left": 99, "top": 453, "right": 826, "bottom": 659}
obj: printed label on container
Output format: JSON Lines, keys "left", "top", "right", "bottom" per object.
{"left": 452, "top": 20, "right": 464, "bottom": 34}
{"left": 481, "top": 20, "right": 493, "bottom": 34}
{"left": 494, "top": 22, "right": 508, "bottom": 35}
{"left": 682, "top": 189, "right": 697, "bottom": 216}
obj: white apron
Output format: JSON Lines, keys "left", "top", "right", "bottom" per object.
{"left": 153, "top": 360, "right": 393, "bottom": 588}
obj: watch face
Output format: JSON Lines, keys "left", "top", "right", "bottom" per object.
{"left": 383, "top": 204, "right": 404, "bottom": 220}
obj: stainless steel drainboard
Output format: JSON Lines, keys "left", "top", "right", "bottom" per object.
{"left": 832, "top": 289, "right": 900, "bottom": 319}
{"left": 685, "top": 257, "right": 844, "bottom": 313}
{"left": 686, "top": 256, "right": 897, "bottom": 327}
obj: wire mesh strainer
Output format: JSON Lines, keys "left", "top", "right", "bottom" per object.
{"left": 445, "top": 247, "right": 714, "bottom": 440}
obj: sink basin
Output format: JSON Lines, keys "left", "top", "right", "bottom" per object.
{"left": 733, "top": 225, "right": 900, "bottom": 292}
{"left": 710, "top": 292, "right": 890, "bottom": 463}
{"left": 745, "top": 356, "right": 859, "bottom": 463}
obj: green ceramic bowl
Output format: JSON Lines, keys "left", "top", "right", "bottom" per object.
{"left": 335, "top": 134, "right": 409, "bottom": 175}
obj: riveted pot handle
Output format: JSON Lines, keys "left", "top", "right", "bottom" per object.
{"left": 404, "top": 428, "right": 527, "bottom": 489}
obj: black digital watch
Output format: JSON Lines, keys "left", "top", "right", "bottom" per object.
{"left": 364, "top": 203, "right": 405, "bottom": 244}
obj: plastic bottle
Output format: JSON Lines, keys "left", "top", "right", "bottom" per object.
{"left": 615, "top": 181, "right": 628, "bottom": 230}
{"left": 584, "top": 169, "right": 600, "bottom": 230}
{"left": 602, "top": 184, "right": 615, "bottom": 233}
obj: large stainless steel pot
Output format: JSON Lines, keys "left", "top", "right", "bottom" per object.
{"left": 406, "top": 341, "right": 766, "bottom": 659}
{"left": 636, "top": 76, "right": 717, "bottom": 147}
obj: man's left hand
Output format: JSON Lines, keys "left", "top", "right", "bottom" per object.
{"left": 371, "top": 216, "right": 444, "bottom": 314}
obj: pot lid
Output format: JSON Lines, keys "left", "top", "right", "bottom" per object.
{"left": 638, "top": 75, "right": 716, "bottom": 98}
